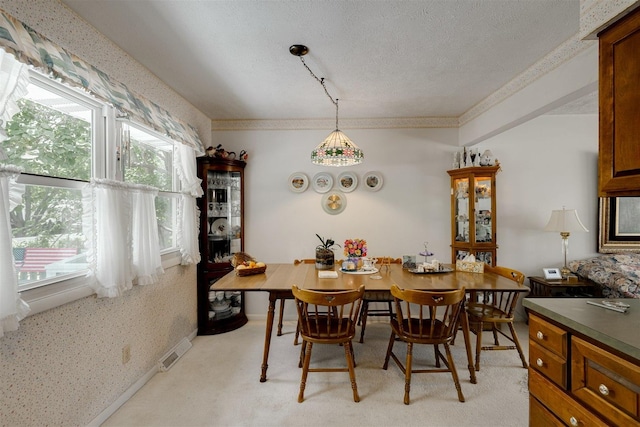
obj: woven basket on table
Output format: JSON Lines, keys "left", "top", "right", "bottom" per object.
{"left": 231, "top": 251, "right": 255, "bottom": 267}
{"left": 236, "top": 265, "right": 267, "bottom": 276}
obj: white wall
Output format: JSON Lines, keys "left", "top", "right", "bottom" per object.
{"left": 216, "top": 113, "right": 600, "bottom": 320}
{"left": 485, "top": 114, "right": 600, "bottom": 273}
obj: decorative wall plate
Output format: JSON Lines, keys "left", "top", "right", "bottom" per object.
{"left": 337, "top": 171, "right": 358, "bottom": 193}
{"left": 312, "top": 172, "right": 333, "bottom": 193}
{"left": 322, "top": 191, "right": 346, "bottom": 215}
{"left": 363, "top": 171, "right": 383, "bottom": 191}
{"left": 288, "top": 172, "right": 309, "bottom": 193}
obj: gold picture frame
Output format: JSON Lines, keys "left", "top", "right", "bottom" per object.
{"left": 599, "top": 197, "right": 640, "bottom": 253}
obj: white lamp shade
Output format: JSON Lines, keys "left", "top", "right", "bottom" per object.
{"left": 311, "top": 129, "right": 364, "bottom": 167}
{"left": 544, "top": 208, "right": 589, "bottom": 233}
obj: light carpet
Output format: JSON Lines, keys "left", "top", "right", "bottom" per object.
{"left": 103, "top": 321, "right": 530, "bottom": 427}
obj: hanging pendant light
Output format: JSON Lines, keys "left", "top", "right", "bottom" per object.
{"left": 290, "top": 44, "right": 363, "bottom": 167}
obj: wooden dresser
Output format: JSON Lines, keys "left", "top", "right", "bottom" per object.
{"left": 524, "top": 298, "right": 640, "bottom": 426}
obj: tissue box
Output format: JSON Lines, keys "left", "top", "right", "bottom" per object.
{"left": 456, "top": 260, "right": 485, "bottom": 273}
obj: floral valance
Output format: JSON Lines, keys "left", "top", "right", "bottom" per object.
{"left": 0, "top": 8, "right": 202, "bottom": 152}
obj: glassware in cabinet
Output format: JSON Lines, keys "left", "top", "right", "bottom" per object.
{"left": 197, "top": 157, "right": 247, "bottom": 335}
{"left": 448, "top": 165, "right": 499, "bottom": 266}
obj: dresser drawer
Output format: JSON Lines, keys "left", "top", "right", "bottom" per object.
{"left": 530, "top": 369, "right": 607, "bottom": 426}
{"left": 530, "top": 395, "right": 565, "bottom": 427}
{"left": 529, "top": 314, "right": 567, "bottom": 358}
{"left": 571, "top": 336, "right": 640, "bottom": 425}
{"left": 530, "top": 340, "right": 567, "bottom": 389}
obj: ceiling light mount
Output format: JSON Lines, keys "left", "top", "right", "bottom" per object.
{"left": 289, "top": 44, "right": 309, "bottom": 57}
{"left": 289, "top": 44, "right": 363, "bottom": 167}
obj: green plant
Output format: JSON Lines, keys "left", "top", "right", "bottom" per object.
{"left": 316, "top": 234, "right": 340, "bottom": 251}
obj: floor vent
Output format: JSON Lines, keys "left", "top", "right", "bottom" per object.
{"left": 159, "top": 337, "right": 192, "bottom": 372}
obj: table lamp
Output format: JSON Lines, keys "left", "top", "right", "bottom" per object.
{"left": 544, "top": 207, "right": 588, "bottom": 279}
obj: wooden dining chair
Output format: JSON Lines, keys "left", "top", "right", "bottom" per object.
{"left": 466, "top": 264, "right": 528, "bottom": 371}
{"left": 358, "top": 257, "right": 402, "bottom": 343}
{"left": 383, "top": 284, "right": 467, "bottom": 404}
{"left": 274, "top": 259, "right": 315, "bottom": 345}
{"left": 292, "top": 284, "right": 365, "bottom": 403}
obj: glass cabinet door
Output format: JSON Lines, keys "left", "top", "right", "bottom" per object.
{"left": 474, "top": 175, "right": 493, "bottom": 244}
{"left": 206, "top": 170, "right": 242, "bottom": 263}
{"left": 448, "top": 165, "right": 499, "bottom": 266}
{"left": 454, "top": 177, "right": 470, "bottom": 243}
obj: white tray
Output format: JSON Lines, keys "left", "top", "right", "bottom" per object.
{"left": 341, "top": 268, "right": 379, "bottom": 275}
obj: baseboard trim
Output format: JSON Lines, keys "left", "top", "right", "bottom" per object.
{"left": 86, "top": 328, "right": 198, "bottom": 426}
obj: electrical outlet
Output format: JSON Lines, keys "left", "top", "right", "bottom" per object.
{"left": 122, "top": 344, "right": 131, "bottom": 364}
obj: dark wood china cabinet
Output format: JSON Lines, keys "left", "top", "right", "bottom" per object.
{"left": 196, "top": 157, "right": 247, "bottom": 335}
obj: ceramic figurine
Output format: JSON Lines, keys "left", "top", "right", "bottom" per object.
{"left": 480, "top": 149, "right": 493, "bottom": 166}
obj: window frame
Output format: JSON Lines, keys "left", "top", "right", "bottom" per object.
{"left": 116, "top": 119, "right": 182, "bottom": 253}
{"left": 10, "top": 71, "right": 183, "bottom": 316}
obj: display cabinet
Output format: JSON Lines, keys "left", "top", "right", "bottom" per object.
{"left": 447, "top": 165, "right": 499, "bottom": 266}
{"left": 196, "top": 156, "right": 247, "bottom": 335}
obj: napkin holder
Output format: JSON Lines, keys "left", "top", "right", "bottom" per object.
{"left": 455, "top": 255, "right": 484, "bottom": 273}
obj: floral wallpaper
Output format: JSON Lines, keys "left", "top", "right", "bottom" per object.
{"left": 0, "top": 265, "right": 197, "bottom": 426}
{"left": 0, "top": 1, "right": 200, "bottom": 425}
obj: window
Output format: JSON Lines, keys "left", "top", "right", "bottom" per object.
{"left": 1, "top": 70, "right": 184, "bottom": 307}
{"left": 2, "top": 73, "right": 102, "bottom": 290}
{"left": 119, "top": 121, "right": 180, "bottom": 251}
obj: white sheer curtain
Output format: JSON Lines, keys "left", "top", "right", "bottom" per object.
{"left": 0, "top": 49, "right": 29, "bottom": 160}
{"left": 83, "top": 179, "right": 166, "bottom": 297}
{"left": 83, "top": 179, "right": 134, "bottom": 298}
{"left": 175, "top": 144, "right": 203, "bottom": 198}
{"left": 179, "top": 194, "right": 201, "bottom": 265}
{"left": 0, "top": 166, "right": 29, "bottom": 337}
{"left": 0, "top": 49, "right": 30, "bottom": 337}
{"left": 175, "top": 144, "right": 202, "bottom": 265}
{"left": 131, "top": 185, "right": 163, "bottom": 285}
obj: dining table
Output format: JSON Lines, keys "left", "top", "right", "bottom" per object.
{"left": 210, "top": 262, "right": 530, "bottom": 383}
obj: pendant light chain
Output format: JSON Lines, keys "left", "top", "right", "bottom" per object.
{"left": 290, "top": 44, "right": 362, "bottom": 166}
{"left": 299, "top": 56, "right": 340, "bottom": 130}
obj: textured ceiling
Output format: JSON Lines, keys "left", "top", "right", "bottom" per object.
{"left": 61, "top": 0, "right": 586, "bottom": 124}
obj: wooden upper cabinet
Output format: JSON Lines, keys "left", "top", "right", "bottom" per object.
{"left": 599, "top": 7, "right": 640, "bottom": 196}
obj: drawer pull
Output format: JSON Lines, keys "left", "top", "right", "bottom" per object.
{"left": 536, "top": 358, "right": 544, "bottom": 367}
{"left": 598, "top": 384, "right": 609, "bottom": 396}
{"left": 569, "top": 416, "right": 578, "bottom": 426}
{"left": 536, "top": 331, "right": 544, "bottom": 340}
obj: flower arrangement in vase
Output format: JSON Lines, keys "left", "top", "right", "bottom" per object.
{"left": 315, "top": 234, "right": 340, "bottom": 270}
{"left": 344, "top": 238, "right": 367, "bottom": 269}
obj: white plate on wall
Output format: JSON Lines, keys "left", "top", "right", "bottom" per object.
{"left": 337, "top": 171, "right": 358, "bottom": 192}
{"left": 363, "top": 171, "right": 383, "bottom": 191}
{"left": 288, "top": 172, "right": 309, "bottom": 193}
{"left": 312, "top": 172, "right": 333, "bottom": 193}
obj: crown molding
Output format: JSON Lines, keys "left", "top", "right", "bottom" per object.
{"left": 211, "top": 116, "right": 459, "bottom": 131}
{"left": 459, "top": 34, "right": 595, "bottom": 126}
{"left": 579, "top": 0, "right": 640, "bottom": 40}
